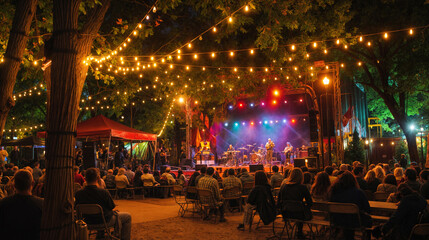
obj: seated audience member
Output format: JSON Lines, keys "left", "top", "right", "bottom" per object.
{"left": 223, "top": 168, "right": 242, "bottom": 197}
{"left": 124, "top": 164, "right": 135, "bottom": 182}
{"left": 394, "top": 167, "right": 405, "bottom": 184}
{"left": 283, "top": 168, "right": 291, "bottom": 179}
{"left": 3, "top": 163, "right": 14, "bottom": 177}
{"left": 330, "top": 171, "right": 372, "bottom": 239}
{"left": 353, "top": 166, "right": 368, "bottom": 190}
{"left": 401, "top": 168, "right": 421, "bottom": 193}
{"left": 352, "top": 161, "right": 361, "bottom": 168}
{"left": 374, "top": 166, "right": 386, "bottom": 183}
{"left": 103, "top": 169, "right": 116, "bottom": 189}
{"left": 115, "top": 168, "right": 130, "bottom": 189}
{"left": 141, "top": 167, "right": 158, "bottom": 186}
{"left": 373, "top": 184, "right": 427, "bottom": 240}
{"left": 303, "top": 172, "right": 313, "bottom": 191}
{"left": 133, "top": 169, "right": 143, "bottom": 187}
{"left": 74, "top": 166, "right": 85, "bottom": 186}
{"left": 376, "top": 174, "right": 397, "bottom": 195}
{"left": 0, "top": 170, "right": 43, "bottom": 240}
{"left": 32, "top": 162, "right": 43, "bottom": 183}
{"left": 278, "top": 168, "right": 312, "bottom": 239}
{"left": 240, "top": 168, "right": 255, "bottom": 184}
{"left": 338, "top": 164, "right": 348, "bottom": 175}
{"left": 383, "top": 164, "right": 392, "bottom": 175}
{"left": 393, "top": 163, "right": 400, "bottom": 169}
{"left": 238, "top": 171, "right": 276, "bottom": 231}
{"left": 161, "top": 167, "right": 176, "bottom": 185}
{"left": 197, "top": 167, "right": 226, "bottom": 222}
{"left": 177, "top": 169, "right": 187, "bottom": 186}
{"left": 195, "top": 166, "right": 206, "bottom": 185}
{"left": 311, "top": 172, "right": 331, "bottom": 202}
{"left": 420, "top": 170, "right": 429, "bottom": 199}
{"left": 186, "top": 171, "right": 200, "bottom": 200}
{"left": 75, "top": 168, "right": 132, "bottom": 240}
{"left": 222, "top": 170, "right": 228, "bottom": 179}
{"left": 368, "top": 164, "right": 376, "bottom": 171}
{"left": 324, "top": 166, "right": 337, "bottom": 183}
{"left": 364, "top": 170, "right": 380, "bottom": 193}
{"left": 270, "top": 165, "right": 284, "bottom": 188}
{"left": 153, "top": 170, "right": 161, "bottom": 182}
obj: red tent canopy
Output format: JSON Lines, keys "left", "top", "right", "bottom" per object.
{"left": 38, "top": 115, "right": 157, "bottom": 141}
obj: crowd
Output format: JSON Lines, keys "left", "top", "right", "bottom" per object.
{"left": 1, "top": 153, "right": 429, "bottom": 240}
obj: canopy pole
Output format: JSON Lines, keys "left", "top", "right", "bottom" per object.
{"left": 106, "top": 134, "right": 111, "bottom": 170}
{"left": 153, "top": 139, "right": 157, "bottom": 172}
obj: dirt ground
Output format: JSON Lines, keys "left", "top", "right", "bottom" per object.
{"left": 115, "top": 198, "right": 276, "bottom": 240}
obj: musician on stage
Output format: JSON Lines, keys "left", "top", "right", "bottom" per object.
{"left": 283, "top": 142, "right": 294, "bottom": 163}
{"left": 265, "top": 138, "right": 275, "bottom": 164}
{"left": 227, "top": 144, "right": 235, "bottom": 152}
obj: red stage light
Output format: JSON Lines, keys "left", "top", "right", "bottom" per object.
{"left": 299, "top": 99, "right": 303, "bottom": 102}
{"left": 291, "top": 119, "right": 296, "bottom": 123}
{"left": 239, "top": 103, "right": 243, "bottom": 107}
{"left": 261, "top": 102, "right": 265, "bottom": 106}
{"left": 284, "top": 100, "right": 288, "bottom": 104}
{"left": 272, "top": 100, "right": 277, "bottom": 104}
{"left": 250, "top": 121, "right": 254, "bottom": 125}
{"left": 273, "top": 90, "right": 279, "bottom": 96}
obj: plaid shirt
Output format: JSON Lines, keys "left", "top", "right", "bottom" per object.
{"left": 197, "top": 175, "right": 221, "bottom": 203}
{"left": 222, "top": 176, "right": 242, "bottom": 198}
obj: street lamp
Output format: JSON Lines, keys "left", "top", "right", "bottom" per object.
{"left": 323, "top": 77, "right": 331, "bottom": 165}
{"left": 178, "top": 96, "right": 192, "bottom": 161}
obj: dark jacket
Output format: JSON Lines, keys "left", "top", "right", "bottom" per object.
{"left": 278, "top": 183, "right": 313, "bottom": 221}
{"left": 75, "top": 185, "right": 115, "bottom": 224}
{"left": 382, "top": 192, "right": 427, "bottom": 239}
{"left": 356, "top": 177, "right": 368, "bottom": 190}
{"left": 247, "top": 184, "right": 276, "bottom": 225}
{"left": 367, "top": 178, "right": 381, "bottom": 193}
{"left": 330, "top": 187, "right": 372, "bottom": 228}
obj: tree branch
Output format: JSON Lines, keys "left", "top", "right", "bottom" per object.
{"left": 80, "top": 0, "right": 111, "bottom": 35}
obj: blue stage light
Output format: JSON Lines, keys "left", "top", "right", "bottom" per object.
{"left": 229, "top": 105, "right": 233, "bottom": 109}
{"left": 275, "top": 120, "right": 279, "bottom": 123}
{"left": 259, "top": 121, "right": 262, "bottom": 124}
{"left": 250, "top": 103, "right": 254, "bottom": 107}
{"left": 224, "top": 123, "right": 228, "bottom": 127}
{"left": 283, "top": 119, "right": 287, "bottom": 123}
{"left": 264, "top": 121, "right": 268, "bottom": 124}
{"left": 242, "top": 122, "right": 246, "bottom": 125}
{"left": 270, "top": 120, "right": 273, "bottom": 124}
{"left": 234, "top": 122, "right": 239, "bottom": 126}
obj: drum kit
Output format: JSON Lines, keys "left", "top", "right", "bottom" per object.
{"left": 223, "top": 144, "right": 267, "bottom": 166}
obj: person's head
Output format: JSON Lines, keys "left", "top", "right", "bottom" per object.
{"left": 286, "top": 168, "right": 304, "bottom": 184}
{"left": 324, "top": 166, "right": 334, "bottom": 176}
{"left": 178, "top": 169, "right": 183, "bottom": 176}
{"left": 13, "top": 170, "right": 33, "bottom": 194}
{"left": 394, "top": 167, "right": 404, "bottom": 179}
{"left": 374, "top": 166, "right": 385, "bottom": 180}
{"left": 382, "top": 164, "right": 390, "bottom": 172}
{"left": 283, "top": 168, "right": 291, "bottom": 178}
{"left": 200, "top": 166, "right": 207, "bottom": 174}
{"left": 206, "top": 167, "right": 215, "bottom": 176}
{"left": 165, "top": 167, "right": 171, "bottom": 173}
{"left": 383, "top": 174, "right": 397, "bottom": 186}
{"left": 153, "top": 170, "right": 160, "bottom": 177}
{"left": 34, "top": 162, "right": 40, "bottom": 168}
{"left": 118, "top": 168, "right": 126, "bottom": 175}
{"left": 119, "top": 146, "right": 123, "bottom": 151}
{"left": 353, "top": 166, "right": 364, "bottom": 178}
{"left": 364, "top": 170, "right": 376, "bottom": 182}
{"left": 300, "top": 166, "right": 308, "bottom": 172}
{"left": 12, "top": 166, "right": 18, "bottom": 172}
{"left": 394, "top": 163, "right": 400, "bottom": 169}
{"left": 227, "top": 168, "right": 235, "bottom": 176}
{"left": 331, "top": 171, "right": 358, "bottom": 195}
{"left": 352, "top": 161, "right": 361, "bottom": 168}
{"left": 396, "top": 184, "right": 415, "bottom": 201}
{"left": 107, "top": 169, "right": 113, "bottom": 175}
{"left": 401, "top": 154, "right": 406, "bottom": 159}
{"left": 339, "top": 164, "right": 348, "bottom": 172}
{"left": 241, "top": 168, "right": 248, "bottom": 174}
{"left": 311, "top": 172, "right": 331, "bottom": 196}
{"left": 414, "top": 166, "right": 422, "bottom": 176}
{"left": 404, "top": 168, "right": 417, "bottom": 182}
{"left": 143, "top": 168, "right": 149, "bottom": 174}
{"left": 410, "top": 161, "right": 418, "bottom": 167}
{"left": 420, "top": 170, "right": 429, "bottom": 182}
{"left": 272, "top": 165, "right": 279, "bottom": 173}
{"left": 303, "top": 172, "right": 312, "bottom": 185}
{"left": 85, "top": 168, "right": 100, "bottom": 185}
{"left": 73, "top": 166, "right": 80, "bottom": 173}
{"left": 254, "top": 171, "right": 268, "bottom": 186}
{"left": 368, "top": 164, "right": 376, "bottom": 170}
{"left": 13, "top": 146, "right": 18, "bottom": 150}
{"left": 23, "top": 166, "right": 33, "bottom": 174}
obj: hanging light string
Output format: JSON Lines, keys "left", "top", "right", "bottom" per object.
{"left": 3, "top": 124, "right": 44, "bottom": 133}
{"left": 90, "top": 0, "right": 160, "bottom": 63}
{"left": 12, "top": 84, "right": 46, "bottom": 102}
{"left": 157, "top": 99, "right": 176, "bottom": 137}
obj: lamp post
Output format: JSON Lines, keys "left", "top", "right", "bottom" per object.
{"left": 178, "top": 96, "right": 192, "bottom": 161}
{"left": 323, "top": 77, "right": 331, "bottom": 165}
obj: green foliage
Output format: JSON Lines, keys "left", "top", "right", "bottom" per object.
{"left": 344, "top": 129, "right": 366, "bottom": 165}
{"left": 394, "top": 139, "right": 409, "bottom": 161}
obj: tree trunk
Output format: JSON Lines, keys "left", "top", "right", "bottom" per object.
{"left": 0, "top": 0, "right": 38, "bottom": 144}
{"left": 40, "top": 0, "right": 110, "bottom": 239}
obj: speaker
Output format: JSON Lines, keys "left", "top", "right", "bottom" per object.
{"left": 308, "top": 147, "right": 318, "bottom": 157}
{"left": 309, "top": 110, "right": 319, "bottom": 142}
{"left": 249, "top": 164, "right": 264, "bottom": 172}
{"left": 195, "top": 164, "right": 207, "bottom": 171}
{"left": 294, "top": 157, "right": 318, "bottom": 168}
{"left": 82, "top": 142, "right": 96, "bottom": 170}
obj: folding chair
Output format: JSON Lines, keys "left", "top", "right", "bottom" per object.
{"left": 185, "top": 186, "right": 200, "bottom": 217}
{"left": 277, "top": 200, "right": 314, "bottom": 239}
{"left": 327, "top": 202, "right": 369, "bottom": 239}
{"left": 222, "top": 186, "right": 242, "bottom": 213}
{"left": 142, "top": 179, "right": 154, "bottom": 197}
{"left": 76, "top": 204, "right": 119, "bottom": 240}
{"left": 373, "top": 192, "right": 390, "bottom": 202}
{"left": 408, "top": 223, "right": 429, "bottom": 240}
{"left": 197, "top": 188, "right": 222, "bottom": 223}
{"left": 173, "top": 185, "right": 188, "bottom": 217}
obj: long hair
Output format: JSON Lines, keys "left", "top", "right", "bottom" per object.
{"left": 364, "top": 170, "right": 377, "bottom": 183}
{"left": 254, "top": 171, "right": 268, "bottom": 186}
{"left": 394, "top": 167, "right": 404, "bottom": 181}
{"left": 188, "top": 171, "right": 200, "bottom": 186}
{"left": 311, "top": 172, "right": 331, "bottom": 196}
{"left": 374, "top": 166, "right": 385, "bottom": 181}
{"left": 286, "top": 168, "right": 303, "bottom": 184}
{"left": 330, "top": 171, "right": 358, "bottom": 195}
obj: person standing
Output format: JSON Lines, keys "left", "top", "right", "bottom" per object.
{"left": 0, "top": 146, "right": 9, "bottom": 168}
{"left": 283, "top": 142, "right": 293, "bottom": 163}
{"left": 399, "top": 154, "right": 408, "bottom": 169}
{"left": 265, "top": 138, "right": 275, "bottom": 165}
{"left": 9, "top": 146, "right": 20, "bottom": 168}
{"left": 114, "top": 147, "right": 125, "bottom": 168}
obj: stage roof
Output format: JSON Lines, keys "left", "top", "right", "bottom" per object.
{"left": 1, "top": 136, "right": 45, "bottom": 147}
{"left": 38, "top": 115, "right": 157, "bottom": 141}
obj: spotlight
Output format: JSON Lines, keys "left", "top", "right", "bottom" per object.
{"left": 270, "top": 120, "right": 273, "bottom": 124}
{"left": 234, "top": 122, "right": 239, "bottom": 126}
{"left": 261, "top": 102, "right": 265, "bottom": 106}
{"left": 284, "top": 100, "right": 288, "bottom": 104}
{"left": 264, "top": 121, "right": 268, "bottom": 124}
{"left": 224, "top": 123, "right": 228, "bottom": 127}
{"left": 242, "top": 122, "right": 246, "bottom": 126}
{"left": 283, "top": 119, "right": 287, "bottom": 123}
{"left": 229, "top": 105, "right": 233, "bottom": 109}
{"left": 299, "top": 99, "right": 303, "bottom": 103}
{"left": 273, "top": 90, "right": 279, "bottom": 96}
{"left": 250, "top": 103, "right": 254, "bottom": 107}
{"left": 275, "top": 120, "right": 279, "bottom": 123}
{"left": 250, "top": 121, "right": 254, "bottom": 126}
{"left": 291, "top": 119, "right": 296, "bottom": 123}
{"left": 272, "top": 100, "right": 277, "bottom": 104}
{"left": 239, "top": 103, "right": 243, "bottom": 108}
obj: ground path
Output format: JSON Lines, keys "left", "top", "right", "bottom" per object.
{"left": 115, "top": 198, "right": 274, "bottom": 240}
